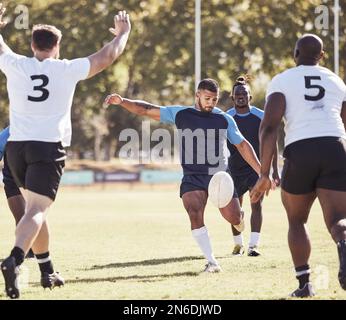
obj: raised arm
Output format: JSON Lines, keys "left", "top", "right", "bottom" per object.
{"left": 234, "top": 139, "right": 261, "bottom": 175}
{"left": 87, "top": 10, "right": 131, "bottom": 79}
{"left": 250, "top": 92, "right": 286, "bottom": 202}
{"left": 0, "top": 4, "right": 12, "bottom": 56}
{"left": 342, "top": 101, "right": 346, "bottom": 131}
{"left": 105, "top": 93, "right": 161, "bottom": 121}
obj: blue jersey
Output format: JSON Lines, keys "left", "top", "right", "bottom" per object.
{"left": 0, "top": 126, "right": 10, "bottom": 161}
{"left": 226, "top": 106, "right": 264, "bottom": 176}
{"left": 160, "top": 106, "right": 244, "bottom": 175}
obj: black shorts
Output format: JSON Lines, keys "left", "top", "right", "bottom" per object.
{"left": 180, "top": 173, "right": 238, "bottom": 198}
{"left": 281, "top": 137, "right": 346, "bottom": 194}
{"left": 232, "top": 171, "right": 259, "bottom": 198}
{"left": 2, "top": 152, "right": 21, "bottom": 199}
{"left": 6, "top": 141, "right": 66, "bottom": 201}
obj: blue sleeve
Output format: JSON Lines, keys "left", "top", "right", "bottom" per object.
{"left": 250, "top": 106, "right": 264, "bottom": 120}
{"left": 0, "top": 126, "right": 10, "bottom": 160}
{"left": 226, "top": 108, "right": 236, "bottom": 117}
{"left": 223, "top": 114, "right": 244, "bottom": 145}
{"left": 160, "top": 106, "right": 189, "bottom": 124}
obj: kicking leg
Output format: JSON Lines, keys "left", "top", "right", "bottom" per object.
{"left": 182, "top": 190, "right": 220, "bottom": 272}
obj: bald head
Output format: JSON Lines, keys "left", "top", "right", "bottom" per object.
{"left": 294, "top": 34, "right": 324, "bottom": 65}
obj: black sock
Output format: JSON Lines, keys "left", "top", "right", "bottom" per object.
{"left": 295, "top": 264, "right": 310, "bottom": 289}
{"left": 35, "top": 252, "right": 54, "bottom": 275}
{"left": 10, "top": 247, "right": 25, "bottom": 266}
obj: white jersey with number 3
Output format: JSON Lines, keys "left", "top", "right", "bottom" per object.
{"left": 0, "top": 51, "right": 90, "bottom": 147}
{"left": 266, "top": 65, "right": 346, "bottom": 147}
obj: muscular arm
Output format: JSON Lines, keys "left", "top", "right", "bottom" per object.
{"left": 342, "top": 101, "right": 346, "bottom": 131}
{"left": 235, "top": 139, "right": 261, "bottom": 175}
{"left": 120, "top": 99, "right": 161, "bottom": 121}
{"left": 105, "top": 93, "right": 161, "bottom": 121}
{"left": 87, "top": 11, "right": 131, "bottom": 79}
{"left": 259, "top": 93, "right": 286, "bottom": 177}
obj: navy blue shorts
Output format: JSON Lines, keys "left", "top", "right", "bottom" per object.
{"left": 180, "top": 173, "right": 238, "bottom": 198}
{"left": 232, "top": 171, "right": 259, "bottom": 198}
{"left": 2, "top": 152, "right": 21, "bottom": 199}
{"left": 6, "top": 141, "right": 66, "bottom": 201}
{"left": 282, "top": 137, "right": 346, "bottom": 194}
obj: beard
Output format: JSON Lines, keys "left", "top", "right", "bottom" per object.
{"left": 198, "top": 98, "right": 212, "bottom": 113}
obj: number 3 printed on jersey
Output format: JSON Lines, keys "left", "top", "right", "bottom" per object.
{"left": 28, "top": 75, "right": 50, "bottom": 102}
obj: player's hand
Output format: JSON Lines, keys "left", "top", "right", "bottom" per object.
{"left": 104, "top": 93, "right": 123, "bottom": 105}
{"left": 109, "top": 10, "right": 131, "bottom": 37}
{"left": 0, "top": 4, "right": 7, "bottom": 29}
{"left": 250, "top": 175, "right": 272, "bottom": 203}
{"left": 272, "top": 170, "right": 281, "bottom": 187}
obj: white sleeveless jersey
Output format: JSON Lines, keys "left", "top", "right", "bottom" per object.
{"left": 0, "top": 51, "right": 90, "bottom": 147}
{"left": 266, "top": 65, "right": 346, "bottom": 147}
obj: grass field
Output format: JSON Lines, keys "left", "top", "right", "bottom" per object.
{"left": 0, "top": 185, "right": 345, "bottom": 300}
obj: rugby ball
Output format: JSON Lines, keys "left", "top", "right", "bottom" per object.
{"left": 208, "top": 171, "right": 234, "bottom": 208}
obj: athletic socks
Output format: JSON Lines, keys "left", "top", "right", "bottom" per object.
{"left": 35, "top": 252, "right": 54, "bottom": 275}
{"left": 295, "top": 264, "right": 311, "bottom": 289}
{"left": 192, "top": 226, "right": 218, "bottom": 265}
{"left": 10, "top": 246, "right": 25, "bottom": 266}
{"left": 233, "top": 234, "right": 243, "bottom": 246}
{"left": 249, "top": 232, "right": 260, "bottom": 248}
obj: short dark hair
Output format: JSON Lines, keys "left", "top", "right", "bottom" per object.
{"left": 197, "top": 78, "right": 219, "bottom": 93}
{"left": 232, "top": 75, "right": 251, "bottom": 95}
{"left": 32, "top": 24, "right": 62, "bottom": 51}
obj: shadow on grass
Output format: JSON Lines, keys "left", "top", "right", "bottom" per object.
{"left": 31, "top": 271, "right": 200, "bottom": 287}
{"left": 87, "top": 256, "right": 205, "bottom": 270}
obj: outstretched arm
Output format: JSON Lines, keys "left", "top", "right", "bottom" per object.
{"left": 105, "top": 93, "right": 161, "bottom": 121}
{"left": 0, "top": 4, "right": 11, "bottom": 56}
{"left": 87, "top": 10, "right": 131, "bottom": 79}
{"left": 234, "top": 139, "right": 261, "bottom": 175}
{"left": 250, "top": 92, "right": 285, "bottom": 203}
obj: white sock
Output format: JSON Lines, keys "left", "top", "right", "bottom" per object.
{"left": 233, "top": 234, "right": 243, "bottom": 246}
{"left": 192, "top": 226, "right": 218, "bottom": 264}
{"left": 249, "top": 232, "right": 260, "bottom": 248}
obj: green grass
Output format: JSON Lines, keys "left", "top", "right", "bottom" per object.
{"left": 0, "top": 186, "right": 344, "bottom": 300}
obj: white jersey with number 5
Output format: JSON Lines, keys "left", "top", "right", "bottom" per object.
{"left": 0, "top": 51, "right": 90, "bottom": 147}
{"left": 266, "top": 65, "right": 346, "bottom": 147}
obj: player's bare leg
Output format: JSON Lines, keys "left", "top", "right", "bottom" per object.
{"left": 248, "top": 194, "right": 263, "bottom": 256}
{"left": 317, "top": 189, "right": 346, "bottom": 290}
{"left": 219, "top": 197, "right": 244, "bottom": 231}
{"left": 31, "top": 220, "right": 50, "bottom": 254}
{"left": 281, "top": 190, "right": 316, "bottom": 297}
{"left": 7, "top": 195, "right": 35, "bottom": 258}
{"left": 14, "top": 190, "right": 52, "bottom": 253}
{"left": 1, "top": 190, "right": 52, "bottom": 298}
{"left": 182, "top": 191, "right": 220, "bottom": 272}
{"left": 7, "top": 195, "right": 25, "bottom": 225}
{"left": 230, "top": 196, "right": 245, "bottom": 255}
